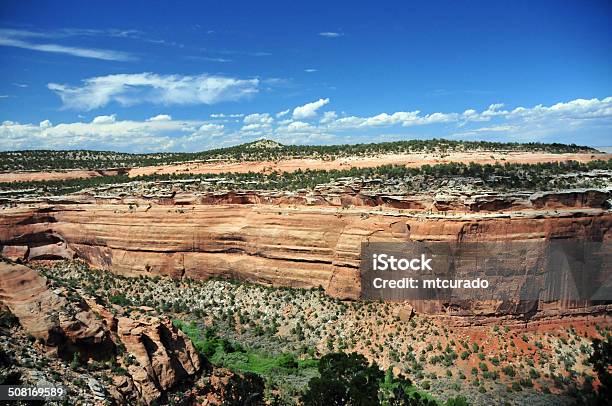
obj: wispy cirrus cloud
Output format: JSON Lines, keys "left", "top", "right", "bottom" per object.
{"left": 184, "top": 55, "right": 232, "bottom": 63}
{"left": 318, "top": 32, "right": 343, "bottom": 37}
{"left": 0, "top": 28, "right": 143, "bottom": 40}
{"left": 210, "top": 113, "right": 244, "bottom": 118}
{"left": 0, "top": 28, "right": 135, "bottom": 61}
{"left": 1, "top": 27, "right": 272, "bottom": 64}
{"left": 48, "top": 72, "right": 260, "bottom": 110}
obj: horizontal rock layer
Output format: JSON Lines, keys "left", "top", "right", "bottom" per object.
{"left": 3, "top": 187, "right": 611, "bottom": 212}
{"left": 1, "top": 193, "right": 610, "bottom": 318}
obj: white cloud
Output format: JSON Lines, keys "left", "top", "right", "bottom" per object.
{"left": 186, "top": 56, "right": 232, "bottom": 63}
{"left": 240, "top": 113, "right": 274, "bottom": 136}
{"left": 320, "top": 111, "right": 337, "bottom": 124}
{"left": 0, "top": 115, "right": 227, "bottom": 152}
{"left": 48, "top": 73, "right": 260, "bottom": 110}
{"left": 304, "top": 69, "right": 318, "bottom": 73}
{"left": 243, "top": 113, "right": 273, "bottom": 125}
{"left": 0, "top": 29, "right": 134, "bottom": 61}
{"left": 92, "top": 114, "right": 117, "bottom": 124}
{"left": 318, "top": 32, "right": 343, "bottom": 37}
{"left": 210, "top": 113, "right": 244, "bottom": 118}
{"left": 292, "top": 98, "right": 330, "bottom": 120}
{"left": 453, "top": 125, "right": 519, "bottom": 137}
{"left": 0, "top": 28, "right": 142, "bottom": 40}
{"left": 321, "top": 98, "right": 612, "bottom": 132}
{"left": 147, "top": 114, "right": 172, "bottom": 122}
{"left": 310, "top": 97, "right": 612, "bottom": 145}
{"left": 276, "top": 109, "right": 290, "bottom": 118}
{"left": 286, "top": 121, "right": 311, "bottom": 132}
{"left": 197, "top": 123, "right": 224, "bottom": 133}
{"left": 2, "top": 97, "right": 611, "bottom": 152}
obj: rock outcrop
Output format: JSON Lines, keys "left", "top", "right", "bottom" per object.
{"left": 0, "top": 261, "right": 202, "bottom": 404}
{"left": 117, "top": 317, "right": 201, "bottom": 404}
{"left": 0, "top": 262, "right": 113, "bottom": 359}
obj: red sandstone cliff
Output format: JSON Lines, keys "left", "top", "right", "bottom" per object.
{"left": 0, "top": 191, "right": 610, "bottom": 319}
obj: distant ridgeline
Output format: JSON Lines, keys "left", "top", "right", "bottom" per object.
{"left": 2, "top": 159, "right": 610, "bottom": 198}
{"left": 0, "top": 139, "right": 599, "bottom": 171}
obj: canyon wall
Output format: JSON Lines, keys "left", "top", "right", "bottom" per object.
{"left": 1, "top": 193, "right": 610, "bottom": 319}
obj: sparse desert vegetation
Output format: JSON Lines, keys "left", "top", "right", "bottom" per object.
{"left": 0, "top": 139, "right": 599, "bottom": 172}
{"left": 15, "top": 260, "right": 608, "bottom": 405}
{"left": 1, "top": 159, "right": 610, "bottom": 198}
{"left": 1, "top": 141, "right": 610, "bottom": 405}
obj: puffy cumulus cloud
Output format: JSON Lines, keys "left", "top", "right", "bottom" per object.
{"left": 274, "top": 121, "right": 332, "bottom": 145}
{"left": 92, "top": 114, "right": 117, "bottom": 124}
{"left": 0, "top": 116, "right": 227, "bottom": 153}
{"left": 2, "top": 96, "right": 611, "bottom": 152}
{"left": 175, "top": 122, "right": 226, "bottom": 150}
{"left": 147, "top": 114, "right": 172, "bottom": 122}
{"left": 324, "top": 111, "right": 464, "bottom": 130}
{"left": 270, "top": 96, "right": 612, "bottom": 145}
{"left": 285, "top": 121, "right": 312, "bottom": 132}
{"left": 506, "top": 97, "right": 612, "bottom": 120}
{"left": 240, "top": 113, "right": 274, "bottom": 136}
{"left": 362, "top": 111, "right": 420, "bottom": 127}
{"left": 276, "top": 109, "right": 290, "bottom": 118}
{"left": 48, "top": 73, "right": 260, "bottom": 110}
{"left": 321, "top": 97, "right": 612, "bottom": 134}
{"left": 243, "top": 113, "right": 273, "bottom": 125}
{"left": 320, "top": 111, "right": 337, "bottom": 124}
{"left": 197, "top": 123, "right": 224, "bottom": 133}
{"left": 292, "top": 98, "right": 330, "bottom": 119}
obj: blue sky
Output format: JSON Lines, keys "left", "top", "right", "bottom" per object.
{"left": 0, "top": 0, "right": 611, "bottom": 152}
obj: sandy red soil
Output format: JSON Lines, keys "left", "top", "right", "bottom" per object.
{"left": 1, "top": 151, "right": 609, "bottom": 183}
{"left": 0, "top": 170, "right": 105, "bottom": 183}
{"left": 128, "top": 151, "right": 611, "bottom": 177}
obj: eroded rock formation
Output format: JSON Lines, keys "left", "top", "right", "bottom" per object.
{"left": 117, "top": 317, "right": 201, "bottom": 404}
{"left": 0, "top": 261, "right": 202, "bottom": 404}
{"left": 0, "top": 262, "right": 112, "bottom": 359}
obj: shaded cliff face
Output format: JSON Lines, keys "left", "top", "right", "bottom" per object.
{"left": 0, "top": 194, "right": 610, "bottom": 318}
